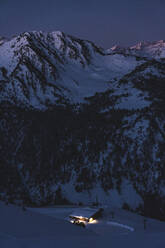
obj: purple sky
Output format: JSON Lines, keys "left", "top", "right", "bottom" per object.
{"left": 0, "top": 0, "right": 165, "bottom": 48}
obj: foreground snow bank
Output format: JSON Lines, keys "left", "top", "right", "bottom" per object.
{"left": 1, "top": 202, "right": 165, "bottom": 248}
{"left": 0, "top": 202, "right": 94, "bottom": 239}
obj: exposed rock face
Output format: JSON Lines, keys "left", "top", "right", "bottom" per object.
{"left": 0, "top": 36, "right": 7, "bottom": 46}
{"left": 0, "top": 31, "right": 165, "bottom": 220}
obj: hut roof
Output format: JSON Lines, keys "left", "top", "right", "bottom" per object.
{"left": 69, "top": 208, "right": 101, "bottom": 219}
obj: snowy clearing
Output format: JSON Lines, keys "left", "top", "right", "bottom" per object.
{"left": 1, "top": 202, "right": 165, "bottom": 248}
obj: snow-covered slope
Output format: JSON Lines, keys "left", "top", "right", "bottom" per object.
{"left": 1, "top": 202, "right": 165, "bottom": 248}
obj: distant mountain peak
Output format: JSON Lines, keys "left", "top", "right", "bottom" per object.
{"left": 130, "top": 40, "right": 165, "bottom": 50}
{"left": 108, "top": 39, "right": 165, "bottom": 58}
{"left": 130, "top": 41, "right": 151, "bottom": 50}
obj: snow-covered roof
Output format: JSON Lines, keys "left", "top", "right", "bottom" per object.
{"left": 69, "top": 208, "right": 101, "bottom": 219}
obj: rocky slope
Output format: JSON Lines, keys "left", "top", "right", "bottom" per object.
{"left": 0, "top": 31, "right": 165, "bottom": 220}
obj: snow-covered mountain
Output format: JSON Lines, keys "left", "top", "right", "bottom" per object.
{"left": 0, "top": 31, "right": 165, "bottom": 221}
{"left": 109, "top": 40, "right": 165, "bottom": 59}
{"left": 0, "top": 31, "right": 147, "bottom": 108}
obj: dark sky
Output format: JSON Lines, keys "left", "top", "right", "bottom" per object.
{"left": 0, "top": 0, "right": 165, "bottom": 48}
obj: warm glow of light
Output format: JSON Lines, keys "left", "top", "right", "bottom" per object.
{"left": 74, "top": 216, "right": 83, "bottom": 219}
{"left": 88, "top": 219, "right": 98, "bottom": 224}
{"left": 89, "top": 218, "right": 94, "bottom": 223}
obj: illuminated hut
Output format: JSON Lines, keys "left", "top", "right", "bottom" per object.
{"left": 69, "top": 208, "right": 103, "bottom": 224}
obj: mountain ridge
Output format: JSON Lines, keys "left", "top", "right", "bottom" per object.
{"left": 0, "top": 30, "right": 152, "bottom": 109}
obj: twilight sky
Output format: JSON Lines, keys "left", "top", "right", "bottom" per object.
{"left": 0, "top": 0, "right": 165, "bottom": 48}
